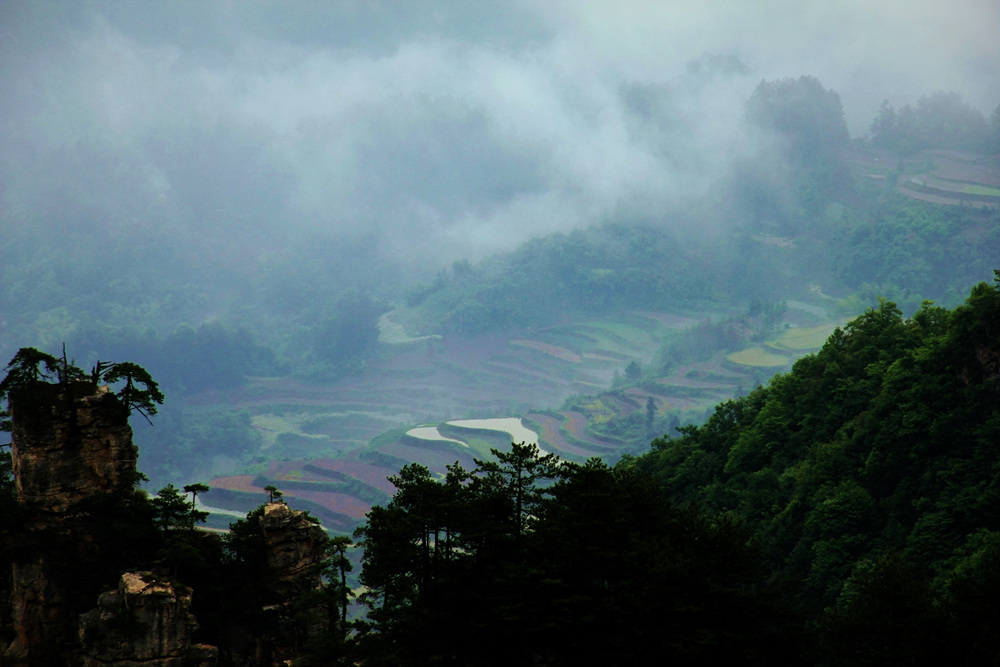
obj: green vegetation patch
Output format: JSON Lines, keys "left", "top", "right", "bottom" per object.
{"left": 611, "top": 311, "right": 666, "bottom": 332}
{"left": 572, "top": 323, "right": 652, "bottom": 356}
{"left": 367, "top": 426, "right": 412, "bottom": 451}
{"left": 250, "top": 413, "right": 299, "bottom": 449}
{"left": 437, "top": 423, "right": 509, "bottom": 456}
{"left": 582, "top": 321, "right": 651, "bottom": 344}
{"left": 771, "top": 323, "right": 840, "bottom": 350}
{"left": 378, "top": 312, "right": 443, "bottom": 344}
{"left": 532, "top": 327, "right": 599, "bottom": 350}
{"left": 509, "top": 340, "right": 580, "bottom": 363}
{"left": 253, "top": 409, "right": 368, "bottom": 456}
{"left": 648, "top": 380, "right": 733, "bottom": 400}
{"left": 276, "top": 431, "right": 329, "bottom": 448}
{"left": 301, "top": 412, "right": 397, "bottom": 435}
{"left": 360, "top": 448, "right": 410, "bottom": 472}
{"left": 726, "top": 348, "right": 790, "bottom": 367}
{"left": 959, "top": 184, "right": 1000, "bottom": 196}
{"left": 572, "top": 397, "right": 617, "bottom": 425}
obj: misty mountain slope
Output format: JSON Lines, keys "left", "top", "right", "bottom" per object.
{"left": 391, "top": 224, "right": 715, "bottom": 336}
{"left": 4, "top": 113, "right": 996, "bottom": 498}
{"left": 3, "top": 53, "right": 995, "bottom": 374}
{"left": 9, "top": 124, "right": 996, "bottom": 494}
{"left": 3, "top": 2, "right": 999, "bottom": 533}
{"left": 189, "top": 156, "right": 999, "bottom": 526}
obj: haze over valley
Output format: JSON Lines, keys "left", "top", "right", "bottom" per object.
{"left": 4, "top": 3, "right": 1000, "bottom": 665}
{"left": 3, "top": 0, "right": 999, "bottom": 539}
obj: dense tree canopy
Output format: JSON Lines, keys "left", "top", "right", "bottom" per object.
{"left": 629, "top": 276, "right": 1000, "bottom": 662}
{"left": 745, "top": 75, "right": 849, "bottom": 162}
{"left": 4, "top": 276, "right": 998, "bottom": 663}
{"left": 353, "top": 444, "right": 800, "bottom": 666}
{"left": 867, "top": 92, "right": 994, "bottom": 154}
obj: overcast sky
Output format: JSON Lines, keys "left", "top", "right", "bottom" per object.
{"left": 3, "top": 0, "right": 998, "bottom": 270}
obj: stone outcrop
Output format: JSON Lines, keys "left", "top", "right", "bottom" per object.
{"left": 958, "top": 342, "right": 1000, "bottom": 386}
{"left": 974, "top": 342, "right": 999, "bottom": 381}
{"left": 4, "top": 381, "right": 138, "bottom": 666}
{"left": 260, "top": 502, "right": 328, "bottom": 599}
{"left": 2, "top": 380, "right": 332, "bottom": 666}
{"left": 9, "top": 381, "right": 136, "bottom": 517}
{"left": 78, "top": 571, "right": 217, "bottom": 667}
{"left": 2, "top": 556, "right": 70, "bottom": 666}
{"left": 258, "top": 502, "right": 330, "bottom": 666}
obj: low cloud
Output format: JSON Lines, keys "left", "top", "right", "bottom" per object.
{"left": 2, "top": 1, "right": 997, "bottom": 275}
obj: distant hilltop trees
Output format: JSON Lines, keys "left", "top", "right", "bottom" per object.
{"left": 867, "top": 91, "right": 1000, "bottom": 155}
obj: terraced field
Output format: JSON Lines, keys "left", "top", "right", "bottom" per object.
{"left": 769, "top": 323, "right": 840, "bottom": 350}
{"left": 851, "top": 148, "right": 1000, "bottom": 209}
{"left": 204, "top": 303, "right": 839, "bottom": 532}
{"left": 726, "top": 347, "right": 790, "bottom": 367}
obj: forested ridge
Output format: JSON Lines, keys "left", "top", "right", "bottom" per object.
{"left": 2, "top": 48, "right": 1000, "bottom": 665}
{"left": 628, "top": 275, "right": 1000, "bottom": 663}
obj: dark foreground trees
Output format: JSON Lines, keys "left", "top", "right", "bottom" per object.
{"left": 354, "top": 444, "right": 803, "bottom": 666}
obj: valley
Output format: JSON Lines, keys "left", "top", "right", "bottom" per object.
{"left": 201, "top": 300, "right": 842, "bottom": 531}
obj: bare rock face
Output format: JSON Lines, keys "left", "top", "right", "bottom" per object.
{"left": 258, "top": 502, "right": 330, "bottom": 665}
{"left": 1, "top": 556, "right": 68, "bottom": 666}
{"left": 78, "top": 571, "right": 217, "bottom": 667}
{"left": 260, "top": 502, "right": 328, "bottom": 599}
{"left": 2, "top": 381, "right": 331, "bottom": 666}
{"left": 9, "top": 381, "right": 137, "bottom": 517}
{"left": 3, "top": 381, "right": 139, "bottom": 666}
{"left": 974, "top": 343, "right": 999, "bottom": 382}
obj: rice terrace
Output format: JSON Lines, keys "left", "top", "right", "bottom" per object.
{"left": 203, "top": 302, "right": 843, "bottom": 530}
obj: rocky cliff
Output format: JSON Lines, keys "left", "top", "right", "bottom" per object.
{"left": 1, "top": 380, "right": 335, "bottom": 667}
{"left": 3, "top": 381, "right": 139, "bottom": 666}
{"left": 9, "top": 382, "right": 136, "bottom": 518}
{"left": 78, "top": 571, "right": 217, "bottom": 667}
{"left": 258, "top": 502, "right": 330, "bottom": 665}
{"left": 2, "top": 381, "right": 211, "bottom": 666}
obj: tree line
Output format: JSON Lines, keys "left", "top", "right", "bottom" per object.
{"left": 2, "top": 273, "right": 998, "bottom": 664}
{"left": 867, "top": 91, "right": 1000, "bottom": 155}
{"left": 352, "top": 444, "right": 800, "bottom": 666}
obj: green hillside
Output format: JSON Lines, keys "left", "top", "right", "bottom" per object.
{"left": 629, "top": 276, "right": 1000, "bottom": 661}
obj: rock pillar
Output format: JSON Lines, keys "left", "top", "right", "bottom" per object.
{"left": 78, "top": 571, "right": 217, "bottom": 667}
{"left": 259, "top": 502, "right": 330, "bottom": 665}
{"left": 3, "top": 381, "right": 137, "bottom": 666}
